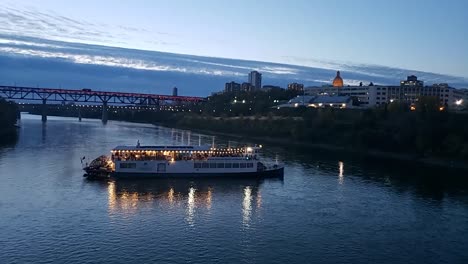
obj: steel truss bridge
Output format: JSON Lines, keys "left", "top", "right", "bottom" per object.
{"left": 0, "top": 85, "right": 205, "bottom": 104}
{"left": 0, "top": 85, "right": 206, "bottom": 122}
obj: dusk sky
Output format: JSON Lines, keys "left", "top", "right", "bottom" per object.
{"left": 1, "top": 0, "right": 467, "bottom": 78}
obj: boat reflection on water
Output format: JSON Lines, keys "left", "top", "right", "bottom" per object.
{"left": 106, "top": 178, "right": 282, "bottom": 221}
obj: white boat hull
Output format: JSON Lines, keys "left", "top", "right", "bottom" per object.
{"left": 113, "top": 159, "right": 283, "bottom": 178}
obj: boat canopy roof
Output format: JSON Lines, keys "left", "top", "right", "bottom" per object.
{"left": 112, "top": 145, "right": 212, "bottom": 152}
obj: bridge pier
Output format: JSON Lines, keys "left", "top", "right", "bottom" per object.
{"left": 78, "top": 106, "right": 82, "bottom": 122}
{"left": 41, "top": 99, "right": 47, "bottom": 122}
{"left": 102, "top": 102, "right": 108, "bottom": 124}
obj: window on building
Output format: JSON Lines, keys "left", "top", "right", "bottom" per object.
{"left": 202, "top": 163, "right": 209, "bottom": 168}
{"left": 210, "top": 163, "right": 217, "bottom": 168}
{"left": 247, "top": 163, "right": 254, "bottom": 168}
{"left": 225, "top": 163, "right": 232, "bottom": 168}
{"left": 217, "top": 163, "right": 225, "bottom": 168}
{"left": 233, "top": 163, "right": 240, "bottom": 168}
{"left": 194, "top": 163, "right": 201, "bottom": 169}
{"left": 240, "top": 163, "right": 247, "bottom": 168}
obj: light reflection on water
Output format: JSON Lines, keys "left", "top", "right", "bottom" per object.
{"left": 242, "top": 186, "right": 252, "bottom": 227}
{"left": 186, "top": 187, "right": 196, "bottom": 226}
{"left": 338, "top": 161, "right": 344, "bottom": 184}
{"left": 1, "top": 114, "right": 468, "bottom": 264}
{"left": 106, "top": 178, "right": 264, "bottom": 228}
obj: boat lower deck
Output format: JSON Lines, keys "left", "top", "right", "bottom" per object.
{"left": 111, "top": 167, "right": 284, "bottom": 179}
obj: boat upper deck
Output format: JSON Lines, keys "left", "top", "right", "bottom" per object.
{"left": 112, "top": 145, "right": 261, "bottom": 153}
{"left": 111, "top": 145, "right": 262, "bottom": 162}
{"left": 112, "top": 145, "right": 211, "bottom": 152}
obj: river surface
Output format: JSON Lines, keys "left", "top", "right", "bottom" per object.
{"left": 1, "top": 114, "right": 467, "bottom": 264}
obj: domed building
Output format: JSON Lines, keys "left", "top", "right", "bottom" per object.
{"left": 332, "top": 71, "right": 344, "bottom": 87}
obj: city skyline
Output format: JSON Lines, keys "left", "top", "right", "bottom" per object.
{"left": 1, "top": 0, "right": 467, "bottom": 78}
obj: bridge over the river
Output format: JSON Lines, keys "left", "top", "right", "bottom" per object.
{"left": 0, "top": 85, "right": 205, "bottom": 123}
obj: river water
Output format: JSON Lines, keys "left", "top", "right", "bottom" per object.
{"left": 1, "top": 114, "right": 467, "bottom": 264}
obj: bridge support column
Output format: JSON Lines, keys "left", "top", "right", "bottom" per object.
{"left": 102, "top": 102, "right": 108, "bottom": 124}
{"left": 78, "top": 106, "right": 82, "bottom": 122}
{"left": 17, "top": 110, "right": 21, "bottom": 120}
{"left": 41, "top": 99, "right": 47, "bottom": 122}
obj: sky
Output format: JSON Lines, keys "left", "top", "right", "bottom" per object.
{"left": 0, "top": 0, "right": 467, "bottom": 78}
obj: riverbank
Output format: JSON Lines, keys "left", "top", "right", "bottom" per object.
{"left": 21, "top": 106, "right": 468, "bottom": 171}
{"left": 162, "top": 122, "right": 468, "bottom": 171}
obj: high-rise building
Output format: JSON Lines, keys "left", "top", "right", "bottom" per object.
{"left": 248, "top": 71, "right": 262, "bottom": 91}
{"left": 288, "top": 82, "right": 304, "bottom": 92}
{"left": 225, "top": 81, "right": 241, "bottom": 93}
{"left": 172, "top": 87, "right": 178, "bottom": 96}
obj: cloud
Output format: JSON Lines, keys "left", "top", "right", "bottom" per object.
{"left": 0, "top": 45, "right": 245, "bottom": 77}
{"left": 0, "top": 2, "right": 177, "bottom": 49}
{"left": 0, "top": 19, "right": 467, "bottom": 94}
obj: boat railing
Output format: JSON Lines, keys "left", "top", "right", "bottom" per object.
{"left": 112, "top": 153, "right": 258, "bottom": 162}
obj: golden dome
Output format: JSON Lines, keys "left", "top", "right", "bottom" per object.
{"left": 333, "top": 71, "right": 344, "bottom": 87}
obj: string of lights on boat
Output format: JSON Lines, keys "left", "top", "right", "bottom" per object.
{"left": 111, "top": 146, "right": 259, "bottom": 155}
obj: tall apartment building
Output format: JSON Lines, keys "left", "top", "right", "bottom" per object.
{"left": 225, "top": 81, "right": 241, "bottom": 93}
{"left": 248, "top": 71, "right": 262, "bottom": 91}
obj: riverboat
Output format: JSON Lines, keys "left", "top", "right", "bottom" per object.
{"left": 83, "top": 143, "right": 284, "bottom": 179}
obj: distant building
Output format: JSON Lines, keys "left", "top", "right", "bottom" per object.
{"left": 172, "top": 87, "right": 178, "bottom": 96}
{"left": 305, "top": 76, "right": 464, "bottom": 109}
{"left": 248, "top": 71, "right": 262, "bottom": 91}
{"left": 241, "top": 82, "right": 254, "bottom": 92}
{"left": 288, "top": 82, "right": 304, "bottom": 92}
{"left": 302, "top": 72, "right": 465, "bottom": 109}
{"left": 423, "top": 83, "right": 465, "bottom": 107}
{"left": 332, "top": 71, "right": 344, "bottom": 87}
{"left": 401, "top": 75, "right": 424, "bottom": 87}
{"left": 225, "top": 81, "right": 241, "bottom": 93}
{"left": 276, "top": 95, "right": 353, "bottom": 109}
{"left": 262, "top": 85, "right": 281, "bottom": 91}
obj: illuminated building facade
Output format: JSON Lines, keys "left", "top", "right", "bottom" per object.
{"left": 288, "top": 82, "right": 304, "bottom": 92}
{"left": 332, "top": 71, "right": 344, "bottom": 87}
{"left": 304, "top": 74, "right": 465, "bottom": 110}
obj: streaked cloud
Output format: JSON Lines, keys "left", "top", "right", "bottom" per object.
{"left": 0, "top": 2, "right": 178, "bottom": 49}
{"left": 0, "top": 45, "right": 244, "bottom": 77}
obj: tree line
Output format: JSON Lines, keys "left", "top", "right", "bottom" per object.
{"left": 0, "top": 99, "right": 18, "bottom": 144}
